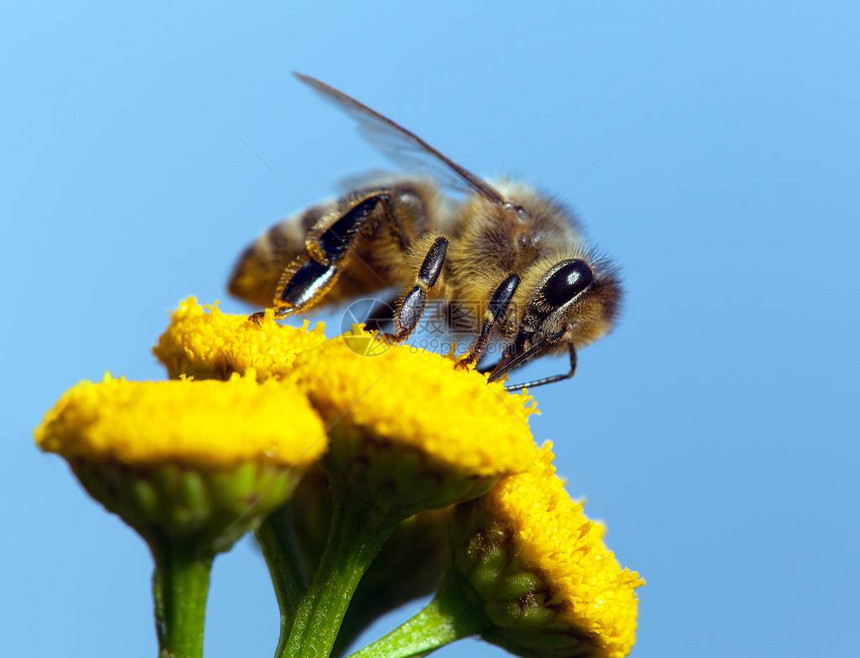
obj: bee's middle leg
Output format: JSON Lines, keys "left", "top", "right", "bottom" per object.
{"left": 455, "top": 273, "right": 521, "bottom": 370}
{"left": 388, "top": 236, "right": 449, "bottom": 342}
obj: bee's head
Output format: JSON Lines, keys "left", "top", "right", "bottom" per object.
{"left": 529, "top": 255, "right": 622, "bottom": 345}
{"left": 489, "top": 255, "right": 622, "bottom": 381}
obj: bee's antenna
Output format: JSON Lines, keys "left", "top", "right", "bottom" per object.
{"left": 534, "top": 124, "right": 633, "bottom": 222}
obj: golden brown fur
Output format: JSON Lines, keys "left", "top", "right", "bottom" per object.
{"left": 229, "top": 74, "right": 622, "bottom": 387}
{"left": 229, "top": 179, "right": 443, "bottom": 307}
{"left": 229, "top": 177, "right": 620, "bottom": 350}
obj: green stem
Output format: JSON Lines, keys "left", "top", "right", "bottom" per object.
{"left": 151, "top": 540, "right": 213, "bottom": 658}
{"left": 281, "top": 495, "right": 394, "bottom": 658}
{"left": 256, "top": 505, "right": 308, "bottom": 655}
{"left": 330, "top": 583, "right": 401, "bottom": 657}
{"left": 347, "top": 575, "right": 489, "bottom": 658}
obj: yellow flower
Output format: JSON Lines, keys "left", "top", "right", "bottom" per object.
{"left": 452, "top": 444, "right": 644, "bottom": 658}
{"left": 154, "top": 300, "right": 541, "bottom": 511}
{"left": 35, "top": 373, "right": 326, "bottom": 551}
{"left": 246, "top": 323, "right": 543, "bottom": 658}
{"left": 292, "top": 327, "right": 539, "bottom": 487}
{"left": 153, "top": 297, "right": 327, "bottom": 381}
{"left": 35, "top": 373, "right": 325, "bottom": 468}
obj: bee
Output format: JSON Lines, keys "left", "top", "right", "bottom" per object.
{"left": 229, "top": 73, "right": 622, "bottom": 391}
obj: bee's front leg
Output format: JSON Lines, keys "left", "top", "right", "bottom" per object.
{"left": 455, "top": 273, "right": 520, "bottom": 370}
{"left": 388, "top": 236, "right": 449, "bottom": 342}
{"left": 503, "top": 342, "right": 578, "bottom": 391}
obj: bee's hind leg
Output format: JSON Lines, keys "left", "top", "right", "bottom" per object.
{"left": 249, "top": 192, "right": 400, "bottom": 323}
{"left": 455, "top": 273, "right": 520, "bottom": 370}
{"left": 249, "top": 259, "right": 339, "bottom": 324}
{"left": 387, "top": 236, "right": 449, "bottom": 342}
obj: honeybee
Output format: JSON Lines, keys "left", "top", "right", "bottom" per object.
{"left": 229, "top": 74, "right": 622, "bottom": 390}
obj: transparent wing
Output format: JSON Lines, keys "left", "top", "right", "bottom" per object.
{"left": 354, "top": 118, "right": 479, "bottom": 197}
{"left": 334, "top": 169, "right": 408, "bottom": 193}
{"left": 295, "top": 73, "right": 504, "bottom": 203}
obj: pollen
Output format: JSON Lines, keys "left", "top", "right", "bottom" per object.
{"left": 153, "top": 297, "right": 327, "bottom": 381}
{"left": 34, "top": 373, "right": 326, "bottom": 468}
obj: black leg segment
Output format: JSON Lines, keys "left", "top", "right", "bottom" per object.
{"left": 315, "top": 194, "right": 392, "bottom": 261}
{"left": 392, "top": 236, "right": 449, "bottom": 342}
{"left": 456, "top": 273, "right": 520, "bottom": 370}
{"left": 259, "top": 192, "right": 399, "bottom": 321}
{"left": 396, "top": 285, "right": 426, "bottom": 338}
{"left": 279, "top": 260, "right": 338, "bottom": 308}
{"left": 417, "top": 236, "right": 448, "bottom": 287}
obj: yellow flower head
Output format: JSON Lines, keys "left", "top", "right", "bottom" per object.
{"left": 294, "top": 327, "right": 538, "bottom": 476}
{"left": 153, "top": 297, "right": 327, "bottom": 381}
{"left": 452, "top": 444, "right": 644, "bottom": 658}
{"left": 153, "top": 298, "right": 541, "bottom": 518}
{"left": 290, "top": 327, "right": 541, "bottom": 517}
{"left": 35, "top": 374, "right": 326, "bottom": 551}
{"left": 35, "top": 373, "right": 325, "bottom": 468}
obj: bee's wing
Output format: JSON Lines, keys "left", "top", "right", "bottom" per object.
{"left": 294, "top": 73, "right": 505, "bottom": 204}
{"left": 334, "top": 169, "right": 404, "bottom": 193}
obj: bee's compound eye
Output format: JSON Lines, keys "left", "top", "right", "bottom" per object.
{"left": 542, "top": 260, "right": 594, "bottom": 307}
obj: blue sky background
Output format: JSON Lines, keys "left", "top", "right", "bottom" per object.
{"left": 2, "top": 1, "right": 858, "bottom": 656}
